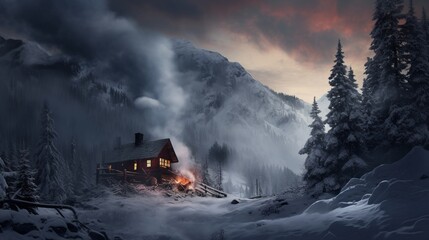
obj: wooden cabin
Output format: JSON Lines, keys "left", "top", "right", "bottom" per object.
{"left": 101, "top": 133, "right": 179, "bottom": 183}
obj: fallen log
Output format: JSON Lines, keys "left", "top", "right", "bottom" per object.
{"left": 0, "top": 198, "right": 79, "bottom": 220}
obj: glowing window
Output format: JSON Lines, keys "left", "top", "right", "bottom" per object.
{"left": 108, "top": 165, "right": 112, "bottom": 171}
{"left": 133, "top": 162, "right": 137, "bottom": 171}
{"left": 146, "top": 160, "right": 151, "bottom": 168}
{"left": 160, "top": 158, "right": 170, "bottom": 168}
{"left": 160, "top": 158, "right": 166, "bottom": 168}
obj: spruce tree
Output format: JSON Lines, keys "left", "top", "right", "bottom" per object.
{"left": 323, "top": 41, "right": 366, "bottom": 193}
{"left": 423, "top": 8, "right": 429, "bottom": 49}
{"left": 361, "top": 60, "right": 376, "bottom": 147}
{"left": 201, "top": 159, "right": 212, "bottom": 186}
{"left": 391, "top": 0, "right": 429, "bottom": 146}
{"left": 15, "top": 149, "right": 39, "bottom": 204}
{"left": 299, "top": 97, "right": 326, "bottom": 196}
{"left": 74, "top": 158, "right": 88, "bottom": 195}
{"left": 368, "top": 0, "right": 406, "bottom": 148}
{"left": 0, "top": 156, "right": 8, "bottom": 199}
{"left": 35, "top": 103, "right": 66, "bottom": 203}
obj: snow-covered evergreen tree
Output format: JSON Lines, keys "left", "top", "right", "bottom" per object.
{"left": 201, "top": 159, "right": 212, "bottom": 186}
{"left": 299, "top": 97, "right": 326, "bottom": 196}
{"left": 390, "top": 0, "right": 429, "bottom": 146}
{"left": 0, "top": 156, "right": 8, "bottom": 199}
{"left": 35, "top": 103, "right": 66, "bottom": 203}
{"left": 323, "top": 41, "right": 366, "bottom": 193}
{"left": 367, "top": 0, "right": 407, "bottom": 148}
{"left": 74, "top": 157, "right": 88, "bottom": 195}
{"left": 423, "top": 8, "right": 429, "bottom": 49}
{"left": 362, "top": 58, "right": 378, "bottom": 148}
{"left": 15, "top": 149, "right": 39, "bottom": 203}
{"left": 208, "top": 142, "right": 229, "bottom": 190}
{"left": 215, "top": 161, "right": 223, "bottom": 191}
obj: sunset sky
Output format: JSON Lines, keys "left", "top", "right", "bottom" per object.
{"left": 109, "top": 0, "right": 429, "bottom": 102}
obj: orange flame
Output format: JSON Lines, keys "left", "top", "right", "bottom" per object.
{"left": 175, "top": 176, "right": 191, "bottom": 186}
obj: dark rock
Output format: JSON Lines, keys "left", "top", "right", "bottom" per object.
{"left": 420, "top": 174, "right": 429, "bottom": 180}
{"left": 13, "top": 223, "right": 38, "bottom": 235}
{"left": 89, "top": 230, "right": 107, "bottom": 240}
{"left": 280, "top": 201, "right": 289, "bottom": 206}
{"left": 0, "top": 219, "right": 11, "bottom": 228}
{"left": 231, "top": 199, "right": 240, "bottom": 204}
{"left": 67, "top": 223, "right": 79, "bottom": 232}
{"left": 51, "top": 225, "right": 67, "bottom": 237}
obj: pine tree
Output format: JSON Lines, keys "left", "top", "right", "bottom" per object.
{"left": 35, "top": 103, "right": 66, "bottom": 203}
{"left": 5, "top": 142, "right": 18, "bottom": 196}
{"left": 15, "top": 149, "right": 39, "bottom": 204}
{"left": 423, "top": 8, "right": 429, "bottom": 49}
{"left": 0, "top": 156, "right": 8, "bottom": 199}
{"left": 323, "top": 41, "right": 366, "bottom": 193}
{"left": 208, "top": 142, "right": 229, "bottom": 190}
{"left": 362, "top": 58, "right": 378, "bottom": 148}
{"left": 390, "top": 0, "right": 429, "bottom": 146}
{"left": 299, "top": 97, "right": 326, "bottom": 196}
{"left": 368, "top": 0, "right": 407, "bottom": 148}
{"left": 216, "top": 161, "right": 223, "bottom": 191}
{"left": 201, "top": 159, "right": 212, "bottom": 186}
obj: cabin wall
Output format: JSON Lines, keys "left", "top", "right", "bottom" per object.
{"left": 107, "top": 157, "right": 173, "bottom": 181}
{"left": 159, "top": 144, "right": 178, "bottom": 163}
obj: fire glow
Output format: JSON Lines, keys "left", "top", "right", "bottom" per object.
{"left": 175, "top": 169, "right": 196, "bottom": 190}
{"left": 175, "top": 176, "right": 191, "bottom": 186}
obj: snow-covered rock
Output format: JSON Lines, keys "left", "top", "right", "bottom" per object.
{"left": 0, "top": 208, "right": 107, "bottom": 240}
{"left": 228, "top": 146, "right": 429, "bottom": 240}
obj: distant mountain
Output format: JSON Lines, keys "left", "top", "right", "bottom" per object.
{"left": 173, "top": 40, "right": 310, "bottom": 172}
{"left": 0, "top": 36, "right": 311, "bottom": 174}
{"left": 317, "top": 94, "right": 329, "bottom": 120}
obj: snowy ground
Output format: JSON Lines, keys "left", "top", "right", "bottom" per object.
{"left": 2, "top": 147, "right": 429, "bottom": 240}
{"left": 78, "top": 147, "right": 429, "bottom": 240}
{"left": 78, "top": 188, "right": 314, "bottom": 240}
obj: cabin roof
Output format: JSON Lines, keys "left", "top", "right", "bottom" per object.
{"left": 104, "top": 138, "right": 178, "bottom": 164}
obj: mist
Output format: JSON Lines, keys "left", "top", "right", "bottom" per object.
{"left": 0, "top": 0, "right": 308, "bottom": 196}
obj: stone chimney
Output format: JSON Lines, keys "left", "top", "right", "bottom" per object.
{"left": 135, "top": 133, "right": 144, "bottom": 146}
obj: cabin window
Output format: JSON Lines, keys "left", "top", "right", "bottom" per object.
{"left": 133, "top": 162, "right": 137, "bottom": 171}
{"left": 160, "top": 158, "right": 170, "bottom": 168}
{"left": 146, "top": 160, "right": 151, "bottom": 168}
{"left": 108, "top": 165, "right": 112, "bottom": 171}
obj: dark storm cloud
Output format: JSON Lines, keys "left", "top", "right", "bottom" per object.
{"left": 108, "top": 0, "right": 429, "bottom": 64}
{"left": 0, "top": 0, "right": 166, "bottom": 98}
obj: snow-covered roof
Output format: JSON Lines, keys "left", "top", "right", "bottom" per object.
{"left": 104, "top": 138, "right": 178, "bottom": 164}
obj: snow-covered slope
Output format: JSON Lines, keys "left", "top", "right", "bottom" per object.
{"left": 227, "top": 146, "right": 429, "bottom": 240}
{"left": 317, "top": 94, "right": 329, "bottom": 120}
{"left": 44, "top": 147, "right": 427, "bottom": 240}
{"left": 174, "top": 41, "right": 310, "bottom": 172}
{"left": 3, "top": 147, "right": 427, "bottom": 240}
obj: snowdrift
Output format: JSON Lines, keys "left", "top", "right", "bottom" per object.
{"left": 229, "top": 146, "right": 429, "bottom": 240}
{"left": 1, "top": 147, "right": 428, "bottom": 240}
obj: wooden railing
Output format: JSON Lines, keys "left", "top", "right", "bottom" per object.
{"left": 96, "top": 167, "right": 227, "bottom": 198}
{"left": 195, "top": 182, "right": 228, "bottom": 198}
{"left": 96, "top": 167, "right": 150, "bottom": 184}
